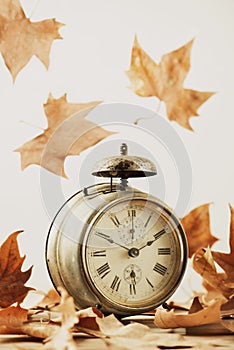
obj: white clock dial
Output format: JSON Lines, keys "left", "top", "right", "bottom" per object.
{"left": 82, "top": 198, "right": 186, "bottom": 311}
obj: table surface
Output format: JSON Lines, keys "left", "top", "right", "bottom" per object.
{"left": 0, "top": 328, "right": 233, "bottom": 350}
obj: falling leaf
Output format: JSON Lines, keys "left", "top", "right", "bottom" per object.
{"left": 126, "top": 36, "right": 215, "bottom": 130}
{"left": 0, "top": 0, "right": 63, "bottom": 80}
{"left": 15, "top": 94, "right": 115, "bottom": 177}
{"left": 0, "top": 305, "right": 28, "bottom": 334}
{"left": 212, "top": 205, "right": 234, "bottom": 287}
{"left": 181, "top": 204, "right": 218, "bottom": 257}
{"left": 0, "top": 231, "right": 33, "bottom": 308}
{"left": 192, "top": 247, "right": 234, "bottom": 299}
{"left": 154, "top": 297, "right": 222, "bottom": 329}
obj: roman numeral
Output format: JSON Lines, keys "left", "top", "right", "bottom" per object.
{"left": 153, "top": 262, "right": 167, "bottom": 276}
{"left": 130, "top": 283, "right": 136, "bottom": 295}
{"left": 110, "top": 215, "right": 120, "bottom": 227}
{"left": 97, "top": 263, "right": 111, "bottom": 278}
{"left": 144, "top": 214, "right": 152, "bottom": 228}
{"left": 91, "top": 250, "right": 107, "bottom": 257}
{"left": 128, "top": 209, "right": 136, "bottom": 217}
{"left": 146, "top": 277, "right": 154, "bottom": 289}
{"left": 110, "top": 275, "right": 121, "bottom": 291}
{"left": 158, "top": 248, "right": 171, "bottom": 255}
{"left": 153, "top": 229, "right": 166, "bottom": 241}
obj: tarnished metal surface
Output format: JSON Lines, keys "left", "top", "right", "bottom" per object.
{"left": 92, "top": 143, "right": 157, "bottom": 178}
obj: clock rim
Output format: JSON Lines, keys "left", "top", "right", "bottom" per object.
{"left": 81, "top": 193, "right": 188, "bottom": 315}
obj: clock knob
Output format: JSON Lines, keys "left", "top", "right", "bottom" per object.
{"left": 92, "top": 143, "right": 157, "bottom": 179}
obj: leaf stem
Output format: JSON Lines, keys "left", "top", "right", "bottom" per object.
{"left": 19, "top": 120, "right": 45, "bottom": 131}
{"left": 28, "top": 0, "right": 42, "bottom": 19}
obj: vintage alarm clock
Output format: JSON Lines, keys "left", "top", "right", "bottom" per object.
{"left": 46, "top": 143, "right": 188, "bottom": 316}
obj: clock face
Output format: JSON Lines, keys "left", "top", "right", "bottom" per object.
{"left": 82, "top": 198, "right": 187, "bottom": 312}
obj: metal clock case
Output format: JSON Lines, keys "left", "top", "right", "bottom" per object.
{"left": 46, "top": 143, "right": 188, "bottom": 316}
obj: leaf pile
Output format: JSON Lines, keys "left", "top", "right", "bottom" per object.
{"left": 0, "top": 224, "right": 234, "bottom": 349}
{"left": 127, "top": 36, "right": 215, "bottom": 130}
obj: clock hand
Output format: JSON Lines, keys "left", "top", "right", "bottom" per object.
{"left": 130, "top": 269, "right": 136, "bottom": 283}
{"left": 95, "top": 231, "right": 129, "bottom": 251}
{"left": 139, "top": 228, "right": 166, "bottom": 251}
{"left": 129, "top": 210, "right": 135, "bottom": 240}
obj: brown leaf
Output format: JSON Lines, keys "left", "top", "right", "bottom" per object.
{"left": 212, "top": 205, "right": 234, "bottom": 287}
{"left": 76, "top": 307, "right": 104, "bottom": 334}
{"left": 89, "top": 313, "right": 195, "bottom": 349}
{"left": 36, "top": 288, "right": 61, "bottom": 310}
{"left": 126, "top": 36, "right": 215, "bottom": 130}
{"left": 192, "top": 247, "right": 234, "bottom": 299}
{"left": 154, "top": 297, "right": 222, "bottom": 329}
{"left": 0, "top": 231, "right": 33, "bottom": 307}
{"left": 42, "top": 287, "right": 78, "bottom": 350}
{"left": 15, "top": 94, "right": 115, "bottom": 177}
{"left": 22, "top": 288, "right": 78, "bottom": 349}
{"left": 0, "top": 305, "right": 28, "bottom": 334}
{"left": 181, "top": 204, "right": 218, "bottom": 257}
{"left": 0, "top": 0, "right": 63, "bottom": 80}
{"left": 220, "top": 296, "right": 234, "bottom": 332}
{"left": 21, "top": 322, "right": 59, "bottom": 340}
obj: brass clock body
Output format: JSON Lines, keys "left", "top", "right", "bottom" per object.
{"left": 46, "top": 181, "right": 187, "bottom": 316}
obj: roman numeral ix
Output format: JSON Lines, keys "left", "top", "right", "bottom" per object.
{"left": 91, "top": 250, "right": 107, "bottom": 257}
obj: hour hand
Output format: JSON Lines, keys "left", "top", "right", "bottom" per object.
{"left": 139, "top": 229, "right": 166, "bottom": 250}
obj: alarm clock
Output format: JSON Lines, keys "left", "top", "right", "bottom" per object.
{"left": 46, "top": 143, "right": 188, "bottom": 316}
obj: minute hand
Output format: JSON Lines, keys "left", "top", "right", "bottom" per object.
{"left": 139, "top": 229, "right": 166, "bottom": 250}
{"left": 95, "top": 231, "right": 129, "bottom": 251}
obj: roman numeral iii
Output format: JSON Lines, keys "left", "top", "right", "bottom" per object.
{"left": 158, "top": 248, "right": 171, "bottom": 255}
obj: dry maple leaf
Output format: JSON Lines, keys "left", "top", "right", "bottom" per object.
{"left": 154, "top": 297, "right": 222, "bottom": 329}
{"left": 40, "top": 287, "right": 78, "bottom": 350}
{"left": 181, "top": 204, "right": 218, "bottom": 257}
{"left": 15, "top": 94, "right": 115, "bottom": 177}
{"left": 0, "top": 230, "right": 33, "bottom": 308}
{"left": 0, "top": 0, "right": 63, "bottom": 80}
{"left": 0, "top": 305, "right": 28, "bottom": 334}
{"left": 23, "top": 287, "right": 78, "bottom": 348}
{"left": 126, "top": 36, "right": 215, "bottom": 130}
{"left": 192, "top": 247, "right": 234, "bottom": 299}
{"left": 97, "top": 314, "right": 196, "bottom": 350}
{"left": 36, "top": 288, "right": 61, "bottom": 310}
{"left": 212, "top": 205, "right": 234, "bottom": 287}
{"left": 77, "top": 311, "right": 195, "bottom": 350}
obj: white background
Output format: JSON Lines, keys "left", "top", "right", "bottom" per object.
{"left": 0, "top": 0, "right": 234, "bottom": 301}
